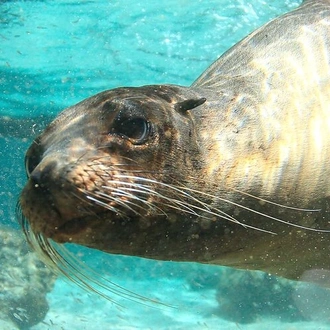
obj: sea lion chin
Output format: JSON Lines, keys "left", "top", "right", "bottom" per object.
{"left": 19, "top": 0, "right": 330, "bottom": 281}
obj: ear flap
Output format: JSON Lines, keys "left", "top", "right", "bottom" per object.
{"left": 174, "top": 98, "right": 206, "bottom": 114}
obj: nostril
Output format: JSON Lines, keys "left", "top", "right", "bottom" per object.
{"left": 24, "top": 137, "right": 43, "bottom": 178}
{"left": 29, "top": 161, "right": 57, "bottom": 187}
{"left": 25, "top": 153, "right": 41, "bottom": 179}
{"left": 30, "top": 168, "right": 42, "bottom": 185}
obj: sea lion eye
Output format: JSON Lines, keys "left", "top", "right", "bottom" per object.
{"left": 113, "top": 117, "right": 151, "bottom": 144}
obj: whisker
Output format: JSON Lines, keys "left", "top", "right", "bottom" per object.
{"left": 110, "top": 177, "right": 274, "bottom": 234}
{"left": 17, "top": 203, "right": 175, "bottom": 309}
{"left": 86, "top": 192, "right": 134, "bottom": 218}
{"left": 96, "top": 187, "right": 159, "bottom": 216}
{"left": 113, "top": 175, "right": 330, "bottom": 233}
{"left": 108, "top": 181, "right": 213, "bottom": 219}
{"left": 109, "top": 189, "right": 167, "bottom": 216}
{"left": 86, "top": 195, "right": 122, "bottom": 213}
{"left": 72, "top": 188, "right": 121, "bottom": 214}
{"left": 108, "top": 183, "right": 200, "bottom": 217}
{"left": 230, "top": 188, "right": 321, "bottom": 212}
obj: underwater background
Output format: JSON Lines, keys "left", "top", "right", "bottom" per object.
{"left": 2, "top": 0, "right": 330, "bottom": 329}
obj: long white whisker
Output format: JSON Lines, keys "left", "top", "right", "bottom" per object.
{"left": 230, "top": 187, "right": 321, "bottom": 212}
{"left": 85, "top": 194, "right": 122, "bottom": 213}
{"left": 110, "top": 177, "right": 274, "bottom": 234}
{"left": 17, "top": 205, "right": 175, "bottom": 309}
{"left": 113, "top": 175, "right": 329, "bottom": 233}
{"left": 98, "top": 185, "right": 164, "bottom": 215}
{"left": 110, "top": 184, "right": 201, "bottom": 217}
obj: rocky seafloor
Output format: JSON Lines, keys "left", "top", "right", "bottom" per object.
{"left": 0, "top": 226, "right": 56, "bottom": 329}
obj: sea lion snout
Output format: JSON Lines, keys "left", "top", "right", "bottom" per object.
{"left": 28, "top": 160, "right": 56, "bottom": 187}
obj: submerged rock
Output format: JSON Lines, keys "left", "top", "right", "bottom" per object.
{"left": 215, "top": 268, "right": 304, "bottom": 323}
{"left": 0, "top": 226, "right": 56, "bottom": 329}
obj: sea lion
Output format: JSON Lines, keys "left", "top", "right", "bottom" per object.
{"left": 18, "top": 0, "right": 330, "bottom": 283}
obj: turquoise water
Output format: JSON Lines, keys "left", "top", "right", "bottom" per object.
{"left": 2, "top": 0, "right": 330, "bottom": 329}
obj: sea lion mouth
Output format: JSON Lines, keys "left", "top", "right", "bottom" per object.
{"left": 46, "top": 210, "right": 122, "bottom": 245}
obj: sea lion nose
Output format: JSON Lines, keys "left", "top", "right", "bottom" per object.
{"left": 29, "top": 160, "right": 57, "bottom": 187}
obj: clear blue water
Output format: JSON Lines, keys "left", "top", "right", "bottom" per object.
{"left": 2, "top": 0, "right": 330, "bottom": 329}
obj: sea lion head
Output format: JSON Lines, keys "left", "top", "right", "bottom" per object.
{"left": 19, "top": 84, "right": 208, "bottom": 258}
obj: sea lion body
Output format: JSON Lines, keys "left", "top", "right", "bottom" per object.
{"left": 19, "top": 0, "right": 330, "bottom": 280}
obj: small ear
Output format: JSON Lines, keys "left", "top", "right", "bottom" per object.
{"left": 174, "top": 98, "right": 206, "bottom": 114}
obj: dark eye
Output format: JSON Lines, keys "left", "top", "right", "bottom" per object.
{"left": 113, "top": 117, "right": 151, "bottom": 144}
